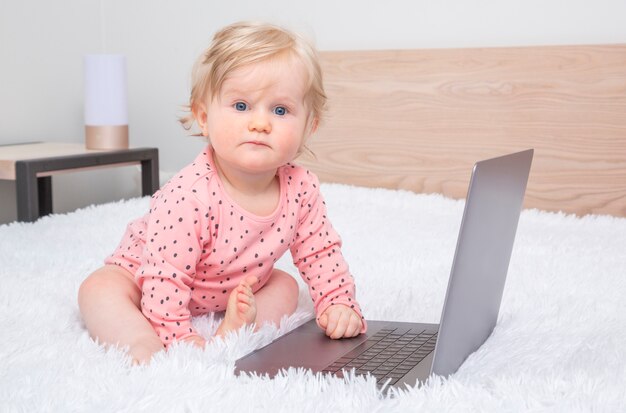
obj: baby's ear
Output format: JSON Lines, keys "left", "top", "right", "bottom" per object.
{"left": 309, "top": 117, "right": 319, "bottom": 134}
{"left": 192, "top": 102, "right": 209, "bottom": 136}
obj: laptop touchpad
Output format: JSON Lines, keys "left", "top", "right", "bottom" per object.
{"left": 235, "top": 320, "right": 368, "bottom": 374}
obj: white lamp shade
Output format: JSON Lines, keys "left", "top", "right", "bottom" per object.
{"left": 84, "top": 54, "right": 128, "bottom": 126}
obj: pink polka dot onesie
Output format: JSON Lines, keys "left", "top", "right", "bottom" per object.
{"left": 105, "top": 146, "right": 366, "bottom": 346}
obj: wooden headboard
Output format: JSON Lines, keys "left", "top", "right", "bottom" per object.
{"left": 298, "top": 44, "right": 626, "bottom": 217}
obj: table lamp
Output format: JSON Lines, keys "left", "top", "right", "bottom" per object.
{"left": 84, "top": 54, "right": 128, "bottom": 150}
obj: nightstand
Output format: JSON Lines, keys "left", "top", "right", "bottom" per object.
{"left": 0, "top": 142, "right": 159, "bottom": 222}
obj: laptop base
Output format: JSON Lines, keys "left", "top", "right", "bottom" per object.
{"left": 235, "top": 318, "right": 439, "bottom": 390}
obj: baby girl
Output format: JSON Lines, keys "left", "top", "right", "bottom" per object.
{"left": 78, "top": 21, "right": 366, "bottom": 364}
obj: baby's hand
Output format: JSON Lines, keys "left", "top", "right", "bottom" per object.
{"left": 181, "top": 334, "right": 206, "bottom": 349}
{"left": 317, "top": 305, "right": 363, "bottom": 339}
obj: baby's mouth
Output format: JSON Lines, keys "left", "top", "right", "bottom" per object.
{"left": 244, "top": 140, "right": 270, "bottom": 148}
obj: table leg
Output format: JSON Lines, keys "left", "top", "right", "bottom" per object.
{"left": 141, "top": 150, "right": 159, "bottom": 196}
{"left": 15, "top": 161, "right": 39, "bottom": 222}
{"left": 38, "top": 176, "right": 53, "bottom": 216}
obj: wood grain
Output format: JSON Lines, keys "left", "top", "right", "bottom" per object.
{"left": 297, "top": 45, "right": 626, "bottom": 217}
{"left": 0, "top": 143, "right": 132, "bottom": 180}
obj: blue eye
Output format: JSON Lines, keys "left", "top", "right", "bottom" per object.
{"left": 273, "top": 106, "right": 287, "bottom": 116}
{"left": 234, "top": 102, "right": 247, "bottom": 111}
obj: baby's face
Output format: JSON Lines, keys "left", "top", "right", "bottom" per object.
{"left": 203, "top": 56, "right": 314, "bottom": 175}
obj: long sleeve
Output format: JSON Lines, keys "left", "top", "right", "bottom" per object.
{"left": 136, "top": 188, "right": 211, "bottom": 346}
{"left": 290, "top": 173, "right": 367, "bottom": 333}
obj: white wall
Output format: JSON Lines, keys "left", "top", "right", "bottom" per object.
{"left": 2, "top": 0, "right": 626, "bottom": 224}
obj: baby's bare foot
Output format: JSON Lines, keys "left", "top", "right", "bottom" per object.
{"left": 215, "top": 275, "right": 258, "bottom": 337}
{"left": 129, "top": 336, "right": 165, "bottom": 366}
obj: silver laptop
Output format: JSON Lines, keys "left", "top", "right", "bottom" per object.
{"left": 235, "top": 149, "right": 534, "bottom": 390}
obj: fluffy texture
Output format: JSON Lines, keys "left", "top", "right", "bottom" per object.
{"left": 1, "top": 183, "right": 624, "bottom": 412}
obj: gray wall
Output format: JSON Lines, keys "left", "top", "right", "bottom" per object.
{"left": 2, "top": 0, "right": 626, "bottom": 224}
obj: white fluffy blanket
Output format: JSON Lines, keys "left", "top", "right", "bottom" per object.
{"left": 1, "top": 184, "right": 625, "bottom": 412}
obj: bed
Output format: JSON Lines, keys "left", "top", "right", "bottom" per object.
{"left": 1, "top": 44, "right": 625, "bottom": 411}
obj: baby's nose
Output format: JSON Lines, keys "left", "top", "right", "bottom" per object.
{"left": 248, "top": 111, "right": 271, "bottom": 133}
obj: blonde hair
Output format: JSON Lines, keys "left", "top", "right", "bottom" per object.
{"left": 180, "top": 21, "right": 327, "bottom": 135}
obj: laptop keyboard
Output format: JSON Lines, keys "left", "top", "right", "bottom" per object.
{"left": 321, "top": 327, "right": 438, "bottom": 386}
